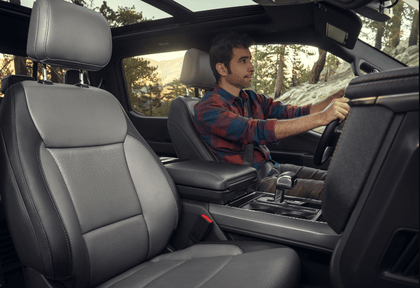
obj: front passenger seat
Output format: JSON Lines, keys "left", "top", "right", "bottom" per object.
{"left": 0, "top": 0, "right": 301, "bottom": 287}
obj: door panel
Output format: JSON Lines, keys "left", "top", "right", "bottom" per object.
{"left": 268, "top": 130, "right": 331, "bottom": 169}
{"left": 128, "top": 111, "right": 177, "bottom": 158}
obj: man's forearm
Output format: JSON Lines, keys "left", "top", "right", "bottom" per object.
{"left": 274, "top": 113, "right": 324, "bottom": 140}
{"left": 275, "top": 95, "right": 350, "bottom": 140}
{"left": 309, "top": 89, "right": 345, "bottom": 114}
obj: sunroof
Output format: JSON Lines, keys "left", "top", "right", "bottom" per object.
{"left": 4, "top": 0, "right": 256, "bottom": 26}
{"left": 174, "top": 0, "right": 257, "bottom": 12}
{"left": 14, "top": 0, "right": 172, "bottom": 22}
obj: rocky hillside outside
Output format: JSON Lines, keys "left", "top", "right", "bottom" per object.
{"left": 275, "top": 40, "right": 419, "bottom": 132}
{"left": 278, "top": 39, "right": 419, "bottom": 107}
{"left": 144, "top": 57, "right": 184, "bottom": 85}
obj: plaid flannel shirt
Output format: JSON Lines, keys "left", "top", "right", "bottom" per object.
{"left": 194, "top": 84, "right": 311, "bottom": 170}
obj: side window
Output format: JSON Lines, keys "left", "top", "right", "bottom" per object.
{"left": 1, "top": 53, "right": 89, "bottom": 98}
{"left": 123, "top": 51, "right": 195, "bottom": 117}
{"left": 0, "top": 54, "right": 34, "bottom": 97}
{"left": 250, "top": 44, "right": 355, "bottom": 133}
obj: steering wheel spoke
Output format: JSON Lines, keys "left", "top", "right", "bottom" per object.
{"left": 314, "top": 119, "right": 340, "bottom": 166}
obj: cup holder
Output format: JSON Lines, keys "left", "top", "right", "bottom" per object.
{"left": 241, "top": 202, "right": 318, "bottom": 220}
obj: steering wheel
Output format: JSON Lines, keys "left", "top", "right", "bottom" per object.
{"left": 313, "top": 119, "right": 340, "bottom": 166}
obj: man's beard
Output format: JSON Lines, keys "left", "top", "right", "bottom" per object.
{"left": 227, "top": 73, "right": 252, "bottom": 90}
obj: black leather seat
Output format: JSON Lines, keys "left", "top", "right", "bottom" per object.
{"left": 168, "top": 49, "right": 218, "bottom": 161}
{"left": 0, "top": 75, "right": 35, "bottom": 107}
{"left": 0, "top": 1, "right": 301, "bottom": 287}
{"left": 1, "top": 74, "right": 35, "bottom": 93}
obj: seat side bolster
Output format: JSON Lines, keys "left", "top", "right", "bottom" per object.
{"left": 124, "top": 117, "right": 180, "bottom": 260}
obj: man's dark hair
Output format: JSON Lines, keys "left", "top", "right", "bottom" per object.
{"left": 209, "top": 32, "right": 254, "bottom": 82}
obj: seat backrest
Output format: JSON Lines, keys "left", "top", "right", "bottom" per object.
{"left": 1, "top": 74, "right": 35, "bottom": 94}
{"left": 1, "top": 75, "right": 35, "bottom": 107}
{"left": 168, "top": 96, "right": 217, "bottom": 161}
{"left": 0, "top": 1, "right": 179, "bottom": 287}
{"left": 168, "top": 49, "right": 217, "bottom": 161}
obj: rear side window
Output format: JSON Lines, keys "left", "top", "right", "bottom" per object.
{"left": 1, "top": 54, "right": 34, "bottom": 97}
{"left": 1, "top": 53, "right": 88, "bottom": 97}
{"left": 123, "top": 51, "right": 195, "bottom": 117}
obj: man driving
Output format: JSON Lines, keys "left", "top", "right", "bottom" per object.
{"left": 194, "top": 32, "right": 350, "bottom": 199}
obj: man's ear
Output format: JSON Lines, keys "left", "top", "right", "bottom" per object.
{"left": 216, "top": 63, "right": 228, "bottom": 77}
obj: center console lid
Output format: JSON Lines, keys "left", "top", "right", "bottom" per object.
{"left": 165, "top": 160, "right": 257, "bottom": 204}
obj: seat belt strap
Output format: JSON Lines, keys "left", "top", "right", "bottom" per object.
{"left": 243, "top": 90, "right": 254, "bottom": 166}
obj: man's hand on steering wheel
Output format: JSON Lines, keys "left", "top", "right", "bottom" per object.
{"left": 313, "top": 97, "right": 350, "bottom": 166}
{"left": 320, "top": 97, "right": 350, "bottom": 125}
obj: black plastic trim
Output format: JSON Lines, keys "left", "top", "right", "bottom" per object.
{"left": 209, "top": 203, "right": 340, "bottom": 252}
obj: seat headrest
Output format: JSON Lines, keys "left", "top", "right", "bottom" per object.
{"left": 27, "top": 0, "right": 112, "bottom": 71}
{"left": 180, "top": 49, "right": 216, "bottom": 91}
{"left": 64, "top": 69, "right": 89, "bottom": 85}
{"left": 1, "top": 75, "right": 35, "bottom": 94}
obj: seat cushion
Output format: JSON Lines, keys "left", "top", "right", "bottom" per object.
{"left": 97, "top": 242, "right": 301, "bottom": 288}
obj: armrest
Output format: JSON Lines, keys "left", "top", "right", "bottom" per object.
{"left": 165, "top": 160, "right": 257, "bottom": 204}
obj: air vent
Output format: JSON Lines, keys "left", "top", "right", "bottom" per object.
{"left": 380, "top": 229, "right": 419, "bottom": 285}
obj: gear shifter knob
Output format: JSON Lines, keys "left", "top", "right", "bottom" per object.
{"left": 274, "top": 171, "right": 297, "bottom": 203}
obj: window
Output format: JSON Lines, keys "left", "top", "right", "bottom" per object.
{"left": 0, "top": 54, "right": 34, "bottom": 97}
{"left": 250, "top": 44, "right": 355, "bottom": 133}
{"left": 2, "top": 0, "right": 170, "bottom": 26}
{"left": 123, "top": 51, "right": 196, "bottom": 117}
{"left": 357, "top": 0, "right": 419, "bottom": 68}
{"left": 1, "top": 53, "right": 90, "bottom": 98}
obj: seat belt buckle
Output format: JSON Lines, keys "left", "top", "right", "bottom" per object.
{"left": 189, "top": 214, "right": 214, "bottom": 244}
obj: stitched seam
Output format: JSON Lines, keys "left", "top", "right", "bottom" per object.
{"left": 33, "top": 2, "right": 40, "bottom": 60}
{"left": 143, "top": 261, "right": 187, "bottom": 288}
{"left": 11, "top": 87, "right": 53, "bottom": 273}
{"left": 82, "top": 214, "right": 143, "bottom": 236}
{"left": 350, "top": 76, "right": 418, "bottom": 89}
{"left": 43, "top": 0, "right": 50, "bottom": 60}
{"left": 198, "top": 256, "right": 234, "bottom": 288}
{"left": 0, "top": 128, "right": 42, "bottom": 265}
{"left": 194, "top": 243, "right": 244, "bottom": 254}
{"left": 39, "top": 145, "right": 73, "bottom": 276}
{"left": 122, "top": 136, "right": 153, "bottom": 260}
{"left": 324, "top": 109, "right": 353, "bottom": 188}
{"left": 350, "top": 71, "right": 418, "bottom": 84}
{"left": 167, "top": 165, "right": 225, "bottom": 182}
{"left": 125, "top": 133, "right": 179, "bottom": 259}
{"left": 126, "top": 133, "right": 180, "bottom": 225}
{"left": 106, "top": 262, "right": 154, "bottom": 288}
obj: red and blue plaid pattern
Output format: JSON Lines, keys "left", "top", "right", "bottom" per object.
{"left": 194, "top": 84, "right": 311, "bottom": 170}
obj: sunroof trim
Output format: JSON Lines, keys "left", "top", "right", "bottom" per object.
{"left": 174, "top": 0, "right": 258, "bottom": 12}
{"left": 141, "top": 0, "right": 194, "bottom": 20}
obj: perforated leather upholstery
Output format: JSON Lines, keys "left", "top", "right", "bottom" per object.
{"left": 0, "top": 1, "right": 301, "bottom": 287}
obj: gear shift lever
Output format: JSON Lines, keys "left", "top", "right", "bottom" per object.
{"left": 274, "top": 171, "right": 297, "bottom": 203}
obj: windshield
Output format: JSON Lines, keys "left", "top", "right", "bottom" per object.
{"left": 357, "top": 0, "right": 419, "bottom": 67}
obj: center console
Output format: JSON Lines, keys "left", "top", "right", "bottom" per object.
{"left": 230, "top": 193, "right": 323, "bottom": 221}
{"left": 165, "top": 159, "right": 340, "bottom": 252}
